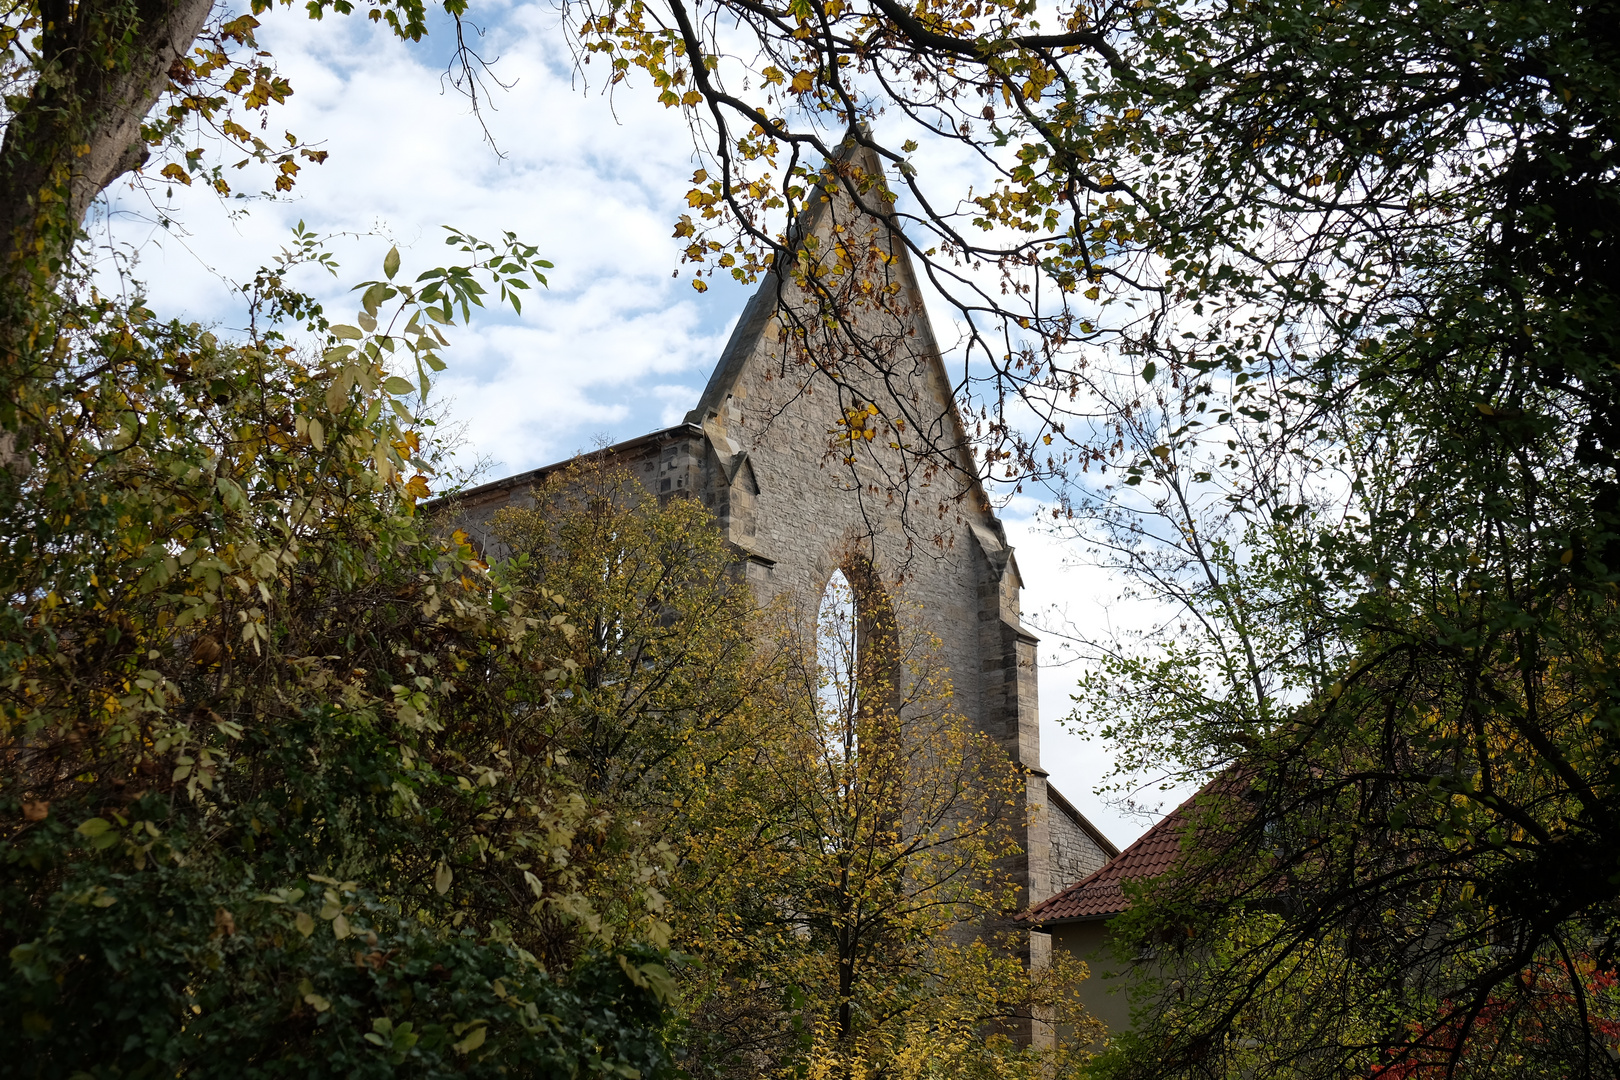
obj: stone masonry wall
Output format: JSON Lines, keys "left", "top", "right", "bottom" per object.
{"left": 1047, "top": 787, "right": 1113, "bottom": 891}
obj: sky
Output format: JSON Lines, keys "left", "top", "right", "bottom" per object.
{"left": 97, "top": 2, "right": 1174, "bottom": 849}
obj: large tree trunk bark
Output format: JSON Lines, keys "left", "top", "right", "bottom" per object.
{"left": 0, "top": 0, "right": 214, "bottom": 482}
{"left": 0, "top": 0, "right": 216, "bottom": 279}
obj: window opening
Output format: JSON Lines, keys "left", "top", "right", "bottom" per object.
{"left": 817, "top": 568, "right": 860, "bottom": 760}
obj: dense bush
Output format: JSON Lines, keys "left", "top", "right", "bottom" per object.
{"left": 1, "top": 233, "right": 674, "bottom": 1077}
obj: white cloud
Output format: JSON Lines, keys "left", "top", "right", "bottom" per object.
{"left": 100, "top": 5, "right": 739, "bottom": 474}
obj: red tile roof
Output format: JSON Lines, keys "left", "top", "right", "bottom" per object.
{"left": 1020, "top": 791, "right": 1200, "bottom": 924}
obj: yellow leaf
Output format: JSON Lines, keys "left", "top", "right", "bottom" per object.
{"left": 452, "top": 1024, "right": 487, "bottom": 1053}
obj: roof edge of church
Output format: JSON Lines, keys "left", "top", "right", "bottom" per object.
{"left": 1046, "top": 782, "right": 1122, "bottom": 861}
{"left": 684, "top": 270, "right": 784, "bottom": 426}
{"left": 684, "top": 133, "right": 856, "bottom": 426}
{"left": 430, "top": 421, "right": 707, "bottom": 510}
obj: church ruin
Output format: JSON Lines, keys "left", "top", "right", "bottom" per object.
{"left": 449, "top": 144, "right": 1116, "bottom": 957}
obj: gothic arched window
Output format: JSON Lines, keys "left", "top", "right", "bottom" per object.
{"left": 817, "top": 568, "right": 861, "bottom": 759}
{"left": 815, "top": 562, "right": 899, "bottom": 764}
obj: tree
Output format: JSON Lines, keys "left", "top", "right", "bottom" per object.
{"left": 550, "top": 0, "right": 1618, "bottom": 1070}
{"left": 0, "top": 0, "right": 696, "bottom": 1064}
{"left": 0, "top": 0, "right": 502, "bottom": 284}
{"left": 1037, "top": 0, "right": 1620, "bottom": 1068}
{"left": 0, "top": 224, "right": 678, "bottom": 1074}
{"left": 486, "top": 463, "right": 1104, "bottom": 1076}
{"left": 8, "top": 0, "right": 1618, "bottom": 1070}
{"left": 671, "top": 567, "right": 1101, "bottom": 1079}
{"left": 485, "top": 457, "right": 763, "bottom": 963}
{"left": 1075, "top": 477, "right": 1620, "bottom": 1078}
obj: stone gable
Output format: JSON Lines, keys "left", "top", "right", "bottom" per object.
{"left": 448, "top": 143, "right": 1112, "bottom": 966}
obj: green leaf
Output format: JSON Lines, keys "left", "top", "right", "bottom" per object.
{"left": 1142, "top": 361, "right": 1157, "bottom": 383}
{"left": 384, "top": 245, "right": 401, "bottom": 280}
{"left": 361, "top": 283, "right": 395, "bottom": 316}
{"left": 76, "top": 817, "right": 112, "bottom": 838}
{"left": 636, "top": 962, "right": 679, "bottom": 1004}
{"left": 381, "top": 376, "right": 416, "bottom": 396}
{"left": 76, "top": 817, "right": 122, "bottom": 849}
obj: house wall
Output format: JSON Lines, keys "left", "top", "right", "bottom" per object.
{"left": 1053, "top": 919, "right": 1136, "bottom": 1040}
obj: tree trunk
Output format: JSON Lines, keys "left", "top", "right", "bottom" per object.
{"left": 0, "top": 0, "right": 216, "bottom": 281}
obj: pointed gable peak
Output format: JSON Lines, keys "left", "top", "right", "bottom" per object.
{"left": 684, "top": 139, "right": 989, "bottom": 522}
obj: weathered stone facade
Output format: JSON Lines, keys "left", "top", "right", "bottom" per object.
{"left": 1048, "top": 784, "right": 1116, "bottom": 889}
{"left": 451, "top": 146, "right": 1115, "bottom": 954}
